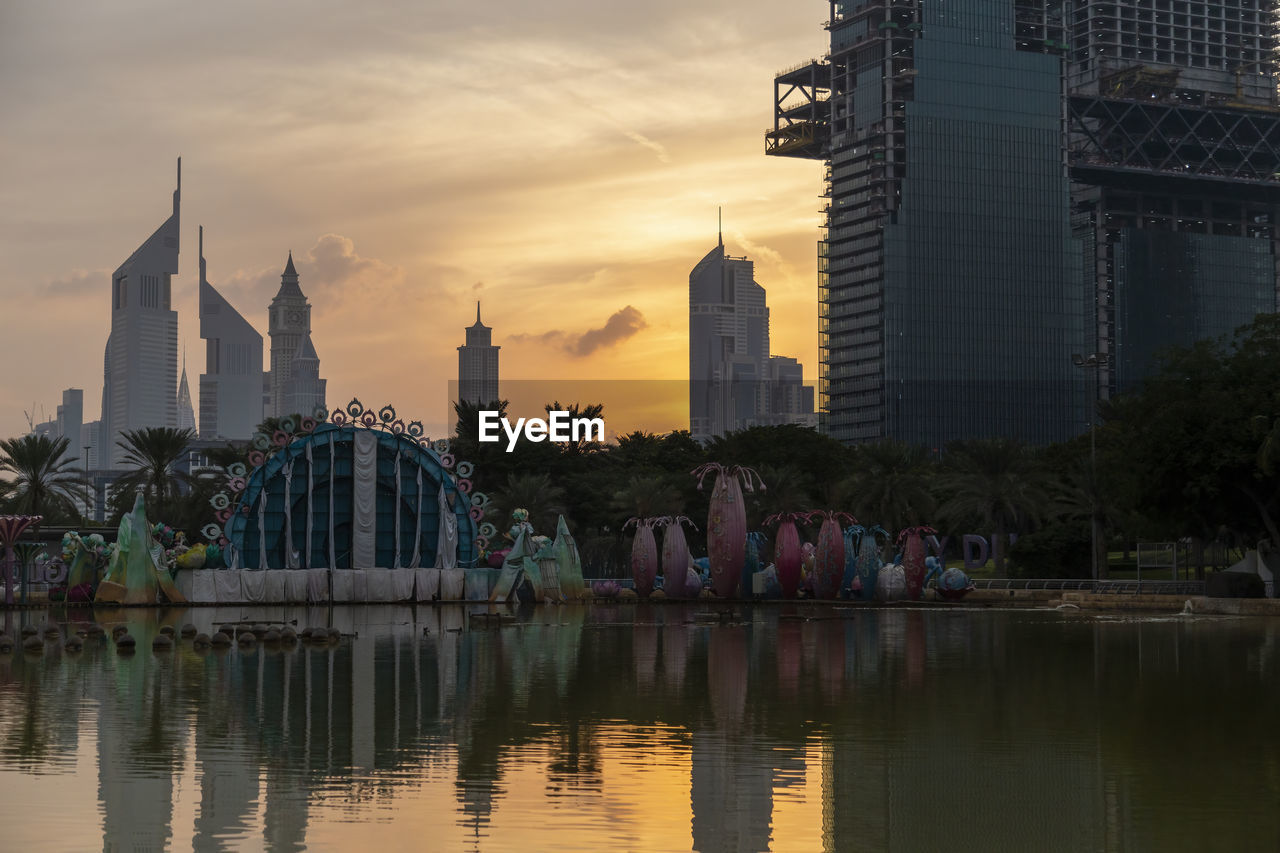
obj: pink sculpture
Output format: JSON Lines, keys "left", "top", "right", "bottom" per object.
{"left": 693, "top": 464, "right": 765, "bottom": 598}
{"left": 808, "top": 511, "right": 856, "bottom": 600}
{"left": 0, "top": 515, "right": 42, "bottom": 606}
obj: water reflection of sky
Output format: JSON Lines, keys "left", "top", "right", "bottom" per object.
{"left": 0, "top": 605, "right": 1278, "bottom": 852}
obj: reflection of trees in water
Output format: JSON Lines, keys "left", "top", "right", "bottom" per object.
{"left": 1, "top": 608, "right": 1280, "bottom": 850}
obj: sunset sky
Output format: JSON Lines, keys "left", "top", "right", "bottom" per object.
{"left": 0, "top": 0, "right": 826, "bottom": 441}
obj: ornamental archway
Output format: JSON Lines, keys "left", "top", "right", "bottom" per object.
{"left": 205, "top": 401, "right": 487, "bottom": 570}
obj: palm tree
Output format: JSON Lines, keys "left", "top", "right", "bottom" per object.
{"left": 936, "top": 438, "right": 1054, "bottom": 573}
{"left": 610, "top": 474, "right": 683, "bottom": 522}
{"left": 841, "top": 440, "right": 937, "bottom": 533}
{"left": 111, "top": 427, "right": 196, "bottom": 520}
{"left": 0, "top": 434, "right": 87, "bottom": 521}
{"left": 491, "top": 471, "right": 567, "bottom": 538}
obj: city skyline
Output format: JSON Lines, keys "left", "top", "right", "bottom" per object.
{"left": 0, "top": 1, "right": 826, "bottom": 442}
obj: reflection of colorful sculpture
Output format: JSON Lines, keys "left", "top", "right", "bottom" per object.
{"left": 897, "top": 525, "right": 937, "bottom": 601}
{"left": 95, "top": 493, "right": 186, "bottom": 605}
{"left": 0, "top": 515, "right": 42, "bottom": 606}
{"left": 694, "top": 464, "right": 765, "bottom": 598}
{"left": 765, "top": 512, "right": 805, "bottom": 599}
{"left": 656, "top": 516, "right": 696, "bottom": 599}
{"left": 625, "top": 517, "right": 659, "bottom": 598}
{"left": 809, "top": 511, "right": 855, "bottom": 600}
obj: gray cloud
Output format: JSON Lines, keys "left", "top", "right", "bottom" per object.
{"left": 512, "top": 305, "right": 648, "bottom": 357}
{"left": 44, "top": 269, "right": 107, "bottom": 299}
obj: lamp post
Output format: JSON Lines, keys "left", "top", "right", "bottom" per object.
{"left": 1072, "top": 353, "right": 1109, "bottom": 583}
{"left": 83, "top": 445, "right": 92, "bottom": 523}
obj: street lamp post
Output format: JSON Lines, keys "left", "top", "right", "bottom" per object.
{"left": 83, "top": 445, "right": 92, "bottom": 523}
{"left": 1072, "top": 353, "right": 1109, "bottom": 583}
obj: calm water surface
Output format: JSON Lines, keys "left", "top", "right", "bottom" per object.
{"left": 0, "top": 603, "right": 1277, "bottom": 852}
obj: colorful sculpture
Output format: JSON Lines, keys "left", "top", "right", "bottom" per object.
{"left": 855, "top": 525, "right": 888, "bottom": 601}
{"left": 694, "top": 464, "right": 765, "bottom": 598}
{"left": 744, "top": 531, "right": 768, "bottom": 598}
{"left": 491, "top": 510, "right": 543, "bottom": 602}
{"left": 809, "top": 511, "right": 855, "bottom": 600}
{"left": 552, "top": 516, "right": 587, "bottom": 601}
{"left": 897, "top": 525, "right": 937, "bottom": 601}
{"left": 656, "top": 516, "right": 695, "bottom": 599}
{"left": 0, "top": 515, "right": 41, "bottom": 606}
{"left": 95, "top": 493, "right": 186, "bottom": 605}
{"left": 61, "top": 532, "right": 115, "bottom": 602}
{"left": 625, "top": 517, "right": 659, "bottom": 598}
{"left": 765, "top": 512, "right": 805, "bottom": 599}
{"left": 935, "top": 566, "right": 976, "bottom": 601}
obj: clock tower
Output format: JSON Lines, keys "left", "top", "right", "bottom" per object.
{"left": 267, "top": 252, "right": 324, "bottom": 418}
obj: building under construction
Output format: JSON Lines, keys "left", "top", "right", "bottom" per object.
{"left": 770, "top": 0, "right": 1280, "bottom": 445}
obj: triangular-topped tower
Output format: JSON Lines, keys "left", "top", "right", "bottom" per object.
{"left": 267, "top": 252, "right": 325, "bottom": 418}
{"left": 176, "top": 351, "right": 196, "bottom": 431}
{"left": 458, "top": 302, "right": 500, "bottom": 406}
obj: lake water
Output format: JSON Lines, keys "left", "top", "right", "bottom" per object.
{"left": 0, "top": 603, "right": 1277, "bottom": 852}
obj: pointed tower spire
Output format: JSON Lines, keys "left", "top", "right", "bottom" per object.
{"left": 476, "top": 300, "right": 482, "bottom": 325}
{"left": 718, "top": 207, "right": 723, "bottom": 248}
{"left": 284, "top": 251, "right": 297, "bottom": 277}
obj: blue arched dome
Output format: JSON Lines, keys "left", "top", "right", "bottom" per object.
{"left": 226, "top": 423, "right": 477, "bottom": 569}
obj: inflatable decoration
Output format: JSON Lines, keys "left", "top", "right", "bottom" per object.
{"left": 744, "top": 531, "right": 768, "bottom": 598}
{"left": 552, "top": 515, "right": 587, "bottom": 600}
{"left": 655, "top": 516, "right": 696, "bottom": 599}
{"left": 876, "top": 564, "right": 907, "bottom": 601}
{"left": 95, "top": 492, "right": 186, "bottom": 605}
{"left": 61, "top": 531, "right": 115, "bottom": 602}
{"left": 0, "top": 515, "right": 41, "bottom": 606}
{"left": 693, "top": 464, "right": 765, "bottom": 598}
{"left": 842, "top": 526, "right": 862, "bottom": 597}
{"left": 856, "top": 524, "right": 889, "bottom": 601}
{"left": 492, "top": 509, "right": 542, "bottom": 602}
{"left": 936, "top": 566, "right": 975, "bottom": 601}
{"left": 625, "top": 517, "right": 660, "bottom": 598}
{"left": 896, "top": 525, "right": 938, "bottom": 601}
{"left": 808, "top": 511, "right": 856, "bottom": 600}
{"left": 765, "top": 512, "right": 806, "bottom": 599}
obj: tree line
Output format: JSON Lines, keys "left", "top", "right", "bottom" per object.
{"left": 3, "top": 314, "right": 1278, "bottom": 578}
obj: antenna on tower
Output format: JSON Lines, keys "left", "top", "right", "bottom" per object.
{"left": 718, "top": 207, "right": 723, "bottom": 248}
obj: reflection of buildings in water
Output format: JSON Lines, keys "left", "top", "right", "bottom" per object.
{"left": 707, "top": 627, "right": 747, "bottom": 731}
{"left": 776, "top": 619, "right": 802, "bottom": 695}
{"left": 662, "top": 615, "right": 690, "bottom": 690}
{"left": 633, "top": 612, "right": 659, "bottom": 693}
{"left": 690, "top": 730, "right": 774, "bottom": 853}
{"left": 97, "top": 626, "right": 179, "bottom": 852}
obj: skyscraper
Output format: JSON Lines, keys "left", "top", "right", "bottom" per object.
{"left": 457, "top": 303, "right": 500, "bottom": 406}
{"left": 102, "top": 159, "right": 181, "bottom": 464}
{"left": 689, "top": 234, "right": 770, "bottom": 441}
{"left": 176, "top": 358, "right": 196, "bottom": 431}
{"left": 1066, "top": 0, "right": 1280, "bottom": 394}
{"left": 689, "top": 230, "right": 815, "bottom": 441}
{"left": 769, "top": 0, "right": 1280, "bottom": 445}
{"left": 267, "top": 253, "right": 325, "bottom": 419}
{"left": 198, "top": 227, "right": 265, "bottom": 439}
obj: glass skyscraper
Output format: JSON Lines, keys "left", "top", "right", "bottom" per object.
{"left": 770, "top": 0, "right": 1280, "bottom": 445}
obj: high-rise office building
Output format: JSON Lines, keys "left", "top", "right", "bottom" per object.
{"left": 457, "top": 303, "right": 500, "bottom": 406}
{"left": 199, "top": 227, "right": 266, "bottom": 439}
{"left": 689, "top": 232, "right": 816, "bottom": 441}
{"left": 267, "top": 253, "right": 325, "bottom": 419}
{"left": 102, "top": 159, "right": 181, "bottom": 464}
{"left": 769, "top": 1, "right": 1280, "bottom": 445}
{"left": 1066, "top": 0, "right": 1280, "bottom": 394}
{"left": 176, "top": 360, "right": 196, "bottom": 431}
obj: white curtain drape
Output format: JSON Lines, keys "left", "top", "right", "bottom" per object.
{"left": 435, "top": 484, "right": 457, "bottom": 570}
{"left": 352, "top": 431, "right": 378, "bottom": 568}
